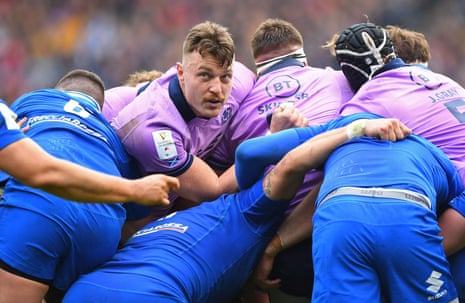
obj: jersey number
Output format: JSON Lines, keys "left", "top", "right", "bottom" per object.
{"left": 444, "top": 98, "right": 465, "bottom": 123}
{"left": 0, "top": 103, "right": 20, "bottom": 130}
{"left": 64, "top": 100, "right": 90, "bottom": 118}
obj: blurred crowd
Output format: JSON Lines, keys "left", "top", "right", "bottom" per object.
{"left": 0, "top": 0, "right": 464, "bottom": 103}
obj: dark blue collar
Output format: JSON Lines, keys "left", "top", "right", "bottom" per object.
{"left": 257, "top": 58, "right": 305, "bottom": 80}
{"left": 168, "top": 76, "right": 196, "bottom": 122}
{"left": 136, "top": 81, "right": 152, "bottom": 96}
{"left": 373, "top": 58, "right": 407, "bottom": 77}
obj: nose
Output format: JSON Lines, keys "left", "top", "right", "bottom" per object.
{"left": 209, "top": 77, "right": 222, "bottom": 94}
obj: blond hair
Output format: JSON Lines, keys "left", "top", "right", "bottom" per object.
{"left": 123, "top": 70, "right": 164, "bottom": 87}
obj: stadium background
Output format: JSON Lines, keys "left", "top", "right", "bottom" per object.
{"left": 1, "top": 0, "right": 464, "bottom": 103}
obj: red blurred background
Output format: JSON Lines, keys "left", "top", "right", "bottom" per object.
{"left": 1, "top": 0, "right": 463, "bottom": 103}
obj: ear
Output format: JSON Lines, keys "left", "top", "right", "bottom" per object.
{"left": 176, "top": 62, "right": 184, "bottom": 85}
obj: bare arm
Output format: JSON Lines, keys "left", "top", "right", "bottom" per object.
{"left": 0, "top": 137, "right": 179, "bottom": 205}
{"left": 175, "top": 156, "right": 238, "bottom": 204}
{"left": 269, "top": 102, "right": 309, "bottom": 133}
{"left": 252, "top": 183, "right": 319, "bottom": 289}
{"left": 439, "top": 207, "right": 465, "bottom": 256}
{"left": 253, "top": 118, "right": 411, "bottom": 289}
{"left": 276, "top": 181, "right": 320, "bottom": 246}
{"left": 263, "top": 118, "right": 412, "bottom": 201}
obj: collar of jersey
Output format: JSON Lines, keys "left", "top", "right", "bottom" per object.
{"left": 168, "top": 75, "right": 196, "bottom": 122}
{"left": 66, "top": 91, "right": 101, "bottom": 112}
{"left": 257, "top": 57, "right": 305, "bottom": 80}
{"left": 373, "top": 58, "right": 408, "bottom": 77}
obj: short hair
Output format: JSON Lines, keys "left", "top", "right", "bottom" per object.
{"left": 251, "top": 18, "right": 304, "bottom": 60}
{"left": 55, "top": 69, "right": 105, "bottom": 107}
{"left": 385, "top": 25, "right": 431, "bottom": 65}
{"left": 182, "top": 21, "right": 235, "bottom": 68}
{"left": 123, "top": 70, "right": 164, "bottom": 87}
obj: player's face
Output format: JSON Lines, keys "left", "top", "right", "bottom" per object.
{"left": 177, "top": 51, "right": 233, "bottom": 118}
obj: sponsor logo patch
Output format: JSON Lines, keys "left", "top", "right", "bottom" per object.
{"left": 152, "top": 130, "right": 177, "bottom": 160}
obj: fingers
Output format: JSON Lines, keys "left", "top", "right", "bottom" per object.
{"left": 278, "top": 102, "right": 293, "bottom": 112}
{"left": 158, "top": 176, "right": 179, "bottom": 205}
{"left": 165, "top": 176, "right": 180, "bottom": 191}
{"left": 400, "top": 123, "right": 413, "bottom": 136}
{"left": 279, "top": 103, "right": 309, "bottom": 125}
{"left": 256, "top": 277, "right": 282, "bottom": 290}
{"left": 136, "top": 174, "right": 180, "bottom": 206}
{"left": 17, "top": 117, "right": 30, "bottom": 133}
{"left": 383, "top": 119, "right": 412, "bottom": 141}
{"left": 270, "top": 103, "right": 308, "bottom": 133}
{"left": 17, "top": 117, "right": 27, "bottom": 127}
{"left": 365, "top": 118, "right": 412, "bottom": 141}
{"left": 160, "top": 197, "right": 170, "bottom": 206}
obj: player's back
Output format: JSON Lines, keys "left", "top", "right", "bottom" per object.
{"left": 340, "top": 64, "right": 465, "bottom": 184}
{"left": 4, "top": 88, "right": 126, "bottom": 217}
{"left": 210, "top": 63, "right": 353, "bottom": 213}
{"left": 211, "top": 63, "right": 353, "bottom": 167}
{"left": 318, "top": 135, "right": 463, "bottom": 212}
{"left": 102, "top": 85, "right": 141, "bottom": 121}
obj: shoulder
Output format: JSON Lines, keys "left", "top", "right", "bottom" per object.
{"left": 0, "top": 103, "right": 25, "bottom": 150}
{"left": 232, "top": 61, "right": 255, "bottom": 98}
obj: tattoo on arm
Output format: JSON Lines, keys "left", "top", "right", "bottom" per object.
{"left": 264, "top": 164, "right": 281, "bottom": 196}
{"left": 264, "top": 173, "right": 272, "bottom": 196}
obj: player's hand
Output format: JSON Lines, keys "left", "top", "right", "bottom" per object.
{"left": 252, "top": 234, "right": 283, "bottom": 289}
{"left": 132, "top": 174, "right": 180, "bottom": 206}
{"left": 269, "top": 102, "right": 308, "bottom": 133}
{"left": 364, "top": 118, "right": 412, "bottom": 141}
{"left": 17, "top": 117, "right": 30, "bottom": 133}
{"left": 252, "top": 250, "right": 281, "bottom": 290}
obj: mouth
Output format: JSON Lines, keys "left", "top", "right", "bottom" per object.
{"left": 205, "top": 98, "right": 224, "bottom": 106}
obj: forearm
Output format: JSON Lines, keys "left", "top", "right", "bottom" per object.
{"left": 235, "top": 128, "right": 302, "bottom": 190}
{"left": 277, "top": 183, "right": 319, "bottom": 249}
{"left": 34, "top": 161, "right": 178, "bottom": 206}
{"left": 176, "top": 156, "right": 230, "bottom": 203}
{"left": 4, "top": 140, "right": 134, "bottom": 202}
{"left": 38, "top": 163, "right": 138, "bottom": 202}
{"left": 263, "top": 125, "right": 364, "bottom": 255}
{"left": 439, "top": 207, "right": 465, "bottom": 256}
{"left": 218, "top": 164, "right": 239, "bottom": 194}
{"left": 264, "top": 118, "right": 412, "bottom": 254}
{"left": 2, "top": 138, "right": 176, "bottom": 205}
{"left": 265, "top": 189, "right": 317, "bottom": 257}
{"left": 270, "top": 116, "right": 409, "bottom": 184}
{"left": 263, "top": 126, "right": 351, "bottom": 201}
{"left": 284, "top": 126, "right": 350, "bottom": 173}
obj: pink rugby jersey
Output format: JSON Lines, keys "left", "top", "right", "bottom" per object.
{"left": 102, "top": 85, "right": 141, "bottom": 121}
{"left": 340, "top": 63, "right": 465, "bottom": 185}
{"left": 209, "top": 59, "right": 353, "bottom": 213}
{"left": 111, "top": 61, "right": 254, "bottom": 205}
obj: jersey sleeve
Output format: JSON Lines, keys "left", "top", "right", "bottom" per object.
{"left": 124, "top": 125, "right": 193, "bottom": 177}
{"left": 0, "top": 102, "right": 25, "bottom": 151}
{"left": 235, "top": 124, "right": 328, "bottom": 190}
{"left": 448, "top": 192, "right": 465, "bottom": 218}
{"left": 206, "top": 136, "right": 234, "bottom": 171}
{"left": 234, "top": 112, "right": 383, "bottom": 189}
